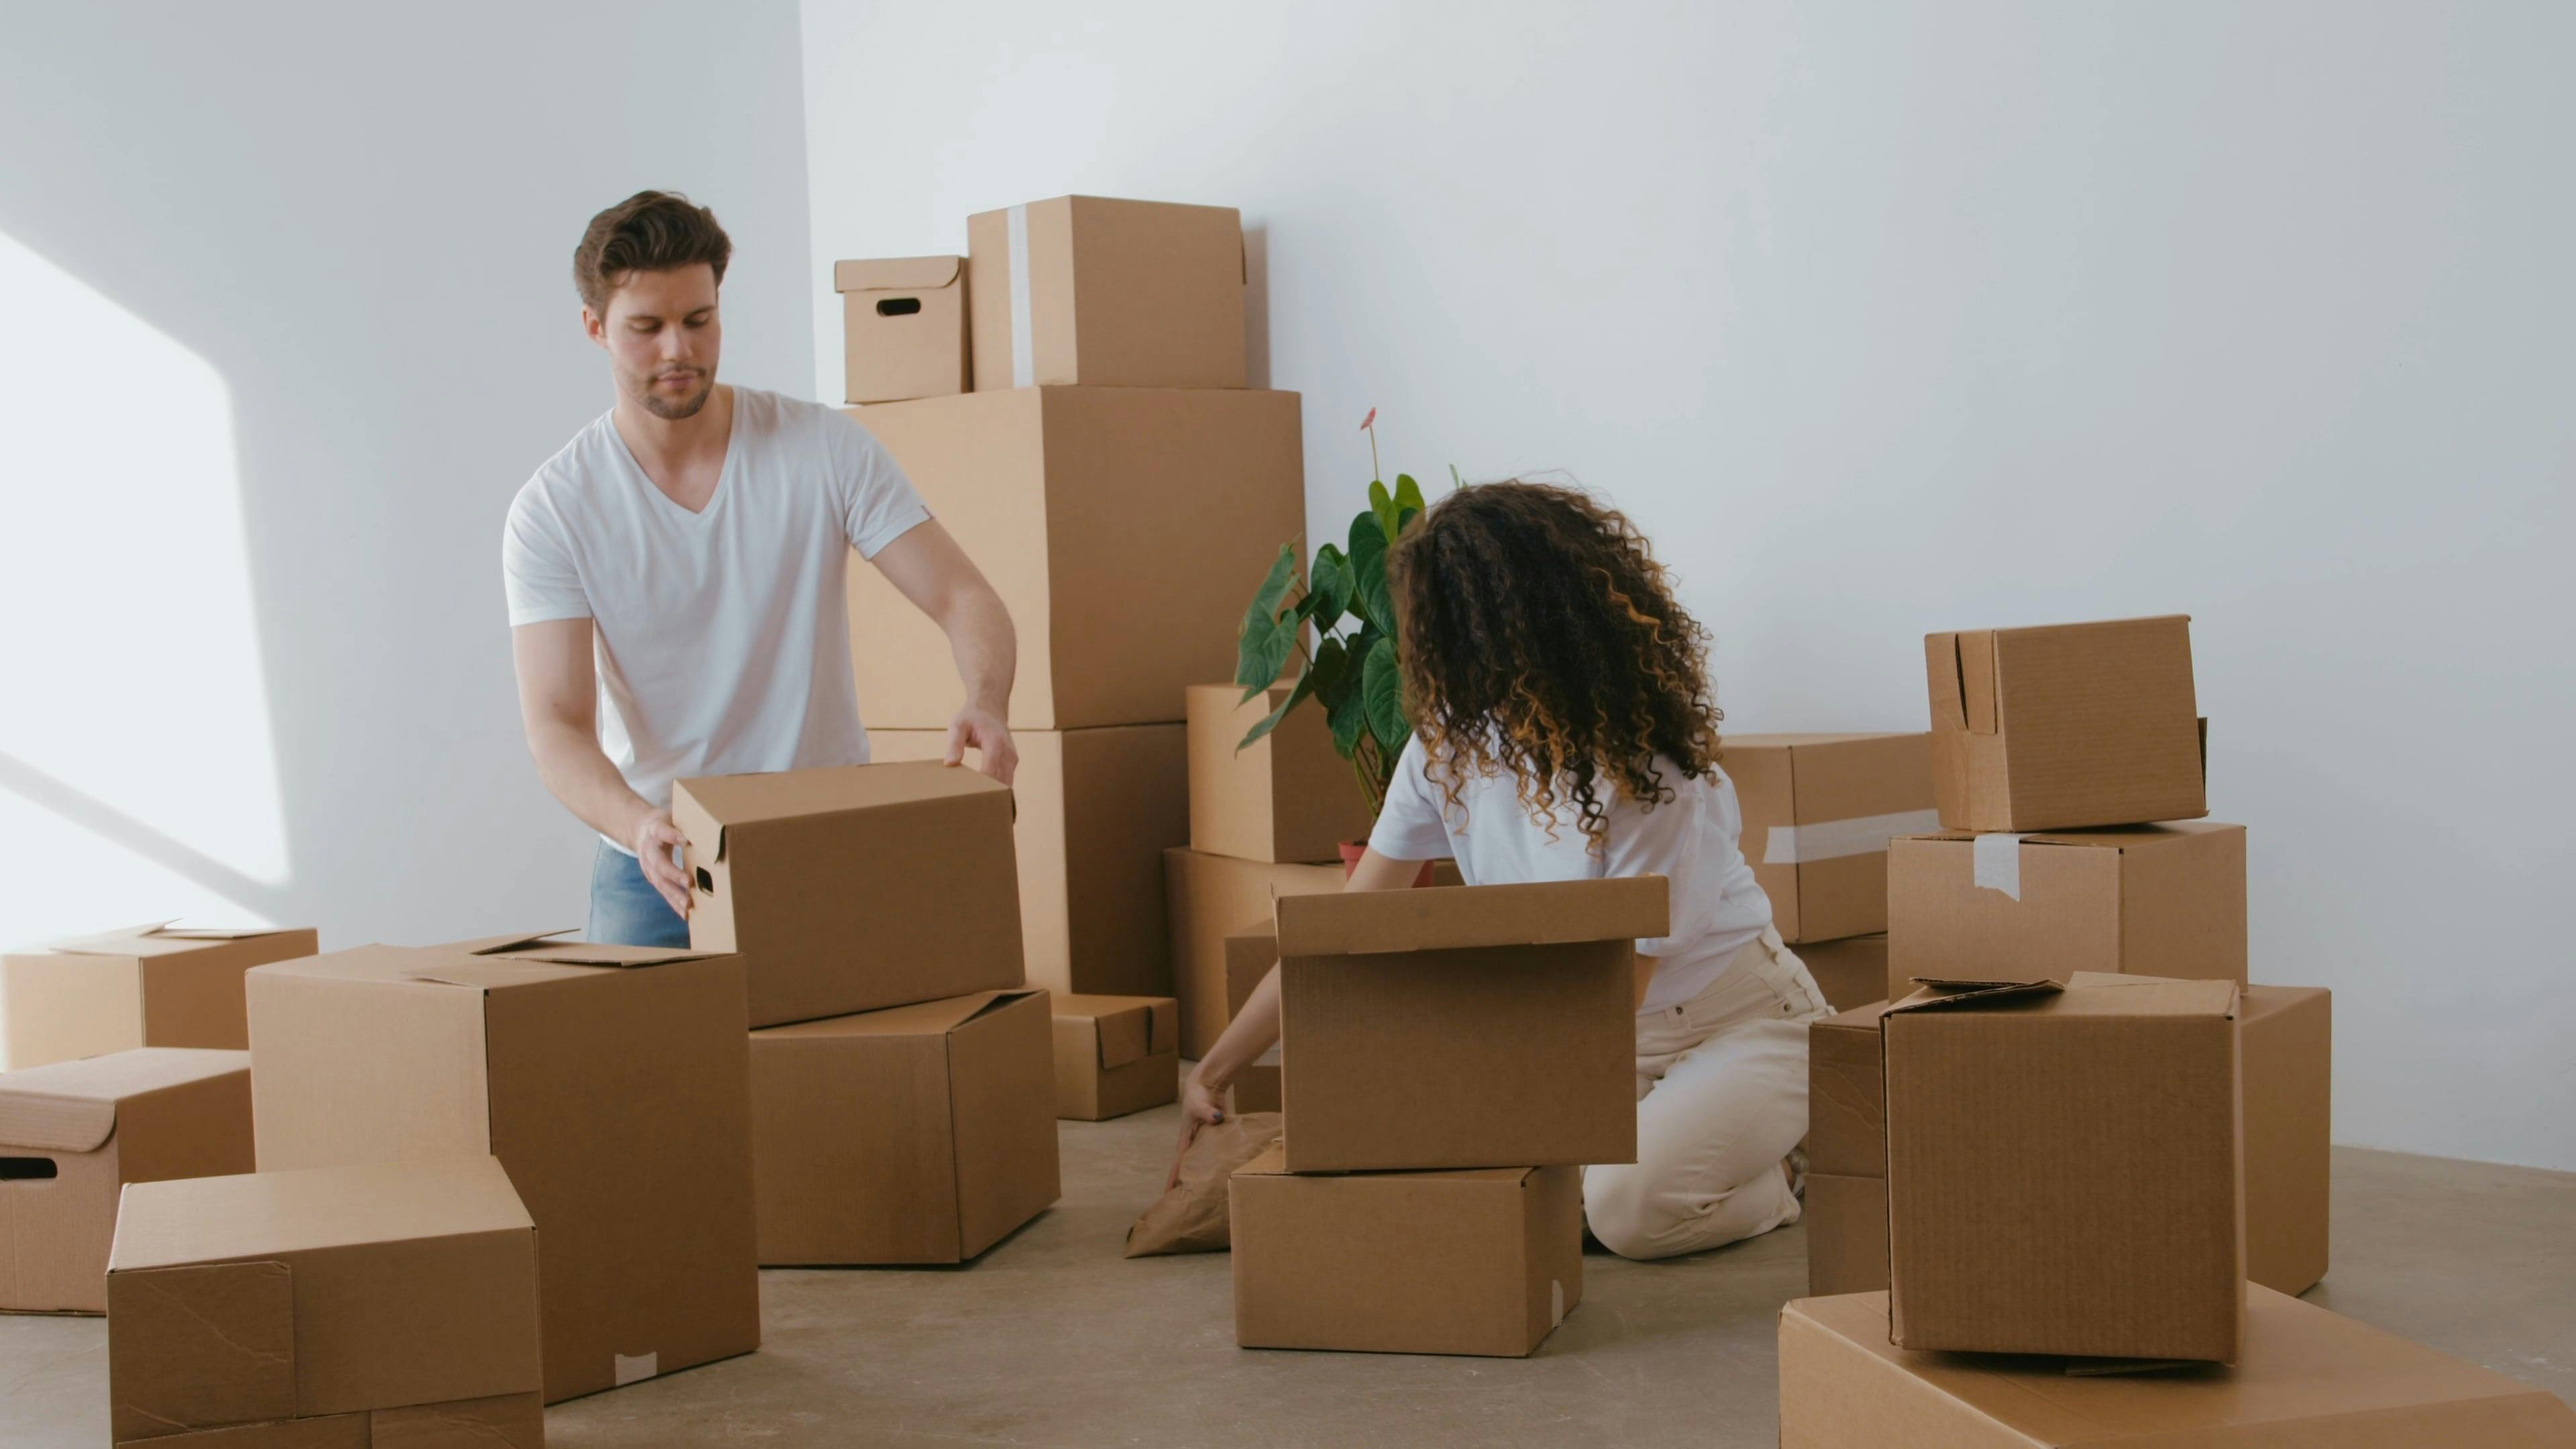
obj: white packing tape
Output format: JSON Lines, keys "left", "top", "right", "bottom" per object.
{"left": 1972, "top": 834, "right": 2024, "bottom": 900}
{"left": 613, "top": 1351, "right": 658, "bottom": 1387}
{"left": 1006, "top": 203, "right": 1036, "bottom": 388}
{"left": 1762, "top": 808, "right": 1943, "bottom": 865}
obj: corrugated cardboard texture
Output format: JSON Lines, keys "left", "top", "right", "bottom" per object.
{"left": 1887, "top": 824, "right": 2247, "bottom": 995}
{"left": 845, "top": 387, "right": 1305, "bottom": 730}
{"left": 1185, "top": 684, "right": 1371, "bottom": 864}
{"left": 1231, "top": 1145, "right": 1581, "bottom": 1358}
{"left": 750, "top": 991, "right": 1060, "bottom": 1265}
{"left": 1226, "top": 1059, "right": 1281, "bottom": 1116}
{"left": 1803, "top": 1173, "right": 1890, "bottom": 1297}
{"left": 1724, "top": 734, "right": 1932, "bottom": 944}
{"left": 1884, "top": 977, "right": 2245, "bottom": 1362}
{"left": 130, "top": 1415, "right": 371, "bottom": 1446}
{"left": 870, "top": 726, "right": 1187, "bottom": 998}
{"left": 1274, "top": 880, "right": 1660, "bottom": 1172}
{"left": 674, "top": 761, "right": 1024, "bottom": 1027}
{"left": 836, "top": 254, "right": 966, "bottom": 405}
{"left": 1163, "top": 849, "right": 1343, "bottom": 1058}
{"left": 965, "top": 195, "right": 1244, "bottom": 390}
{"left": 1805, "top": 1001, "right": 1891, "bottom": 1180}
{"left": 368, "top": 1392, "right": 545, "bottom": 1448}
{"left": 1794, "top": 935, "right": 1888, "bottom": 1014}
{"left": 1, "top": 926, "right": 317, "bottom": 1071}
{"left": 1925, "top": 614, "right": 2206, "bottom": 833}
{"left": 1778, "top": 1287, "right": 2576, "bottom": 1446}
{"left": 1051, "top": 994, "right": 1179, "bottom": 1121}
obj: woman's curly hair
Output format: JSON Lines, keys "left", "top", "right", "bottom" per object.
{"left": 1387, "top": 480, "right": 1719, "bottom": 845}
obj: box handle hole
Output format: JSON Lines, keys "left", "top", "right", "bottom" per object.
{"left": 0, "top": 1157, "right": 58, "bottom": 1181}
{"left": 696, "top": 867, "right": 715, "bottom": 894}
{"left": 875, "top": 297, "right": 923, "bottom": 317}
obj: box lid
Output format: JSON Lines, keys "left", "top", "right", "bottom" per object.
{"left": 1233, "top": 1142, "right": 1535, "bottom": 1184}
{"left": 1054, "top": 994, "right": 1175, "bottom": 1067}
{"left": 109, "top": 1156, "right": 533, "bottom": 1272}
{"left": 256, "top": 940, "right": 720, "bottom": 995}
{"left": 1928, "top": 614, "right": 2193, "bottom": 737}
{"left": 1274, "top": 877, "right": 1669, "bottom": 957}
{"left": 1888, "top": 975, "right": 2237, "bottom": 1020}
{"left": 0, "top": 1046, "right": 249, "bottom": 1151}
{"left": 674, "top": 761, "right": 1007, "bottom": 858}
{"left": 32, "top": 921, "right": 300, "bottom": 959}
{"left": 1906, "top": 822, "right": 2240, "bottom": 852}
{"left": 835, "top": 256, "right": 961, "bottom": 292}
{"left": 751, "top": 988, "right": 1041, "bottom": 1042}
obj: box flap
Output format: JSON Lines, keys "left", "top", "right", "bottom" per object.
{"left": 447, "top": 929, "right": 577, "bottom": 956}
{"left": 110, "top": 1156, "right": 535, "bottom": 1271}
{"left": 835, "top": 255, "right": 962, "bottom": 292}
{"left": 0, "top": 1046, "right": 249, "bottom": 1151}
{"left": 1910, "top": 824, "right": 2219, "bottom": 851}
{"left": 1884, "top": 977, "right": 2063, "bottom": 1014}
{"left": 676, "top": 761, "right": 1007, "bottom": 828}
{"left": 107, "top": 1259, "right": 298, "bottom": 1439}
{"left": 1053, "top": 993, "right": 1173, "bottom": 1068}
{"left": 751, "top": 988, "right": 1042, "bottom": 1042}
{"left": 472, "top": 940, "right": 724, "bottom": 969}
{"left": 1274, "top": 876, "right": 1670, "bottom": 957}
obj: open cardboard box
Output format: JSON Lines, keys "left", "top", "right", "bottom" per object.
{"left": 1724, "top": 733, "right": 1934, "bottom": 944}
{"left": 2, "top": 923, "right": 317, "bottom": 1071}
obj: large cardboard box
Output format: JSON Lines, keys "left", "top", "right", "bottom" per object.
{"left": 0, "top": 1047, "right": 252, "bottom": 1313}
{"left": 845, "top": 387, "right": 1304, "bottom": 730}
{"left": 246, "top": 936, "right": 759, "bottom": 1402}
{"left": 1778, "top": 1287, "right": 2576, "bottom": 1446}
{"left": 869, "top": 727, "right": 1186, "bottom": 998}
{"left": 1883, "top": 975, "right": 2243, "bottom": 1362}
{"left": 1888, "top": 823, "right": 2247, "bottom": 995}
{"left": 106, "top": 1156, "right": 543, "bottom": 1444}
{"left": 2, "top": 924, "right": 317, "bottom": 1071}
{"left": 836, "top": 256, "right": 967, "bottom": 404}
{"left": 1925, "top": 614, "right": 2207, "bottom": 833}
{"left": 1725, "top": 733, "right": 1935, "bottom": 943}
{"left": 1274, "top": 878, "right": 1662, "bottom": 1173}
{"left": 1052, "top": 994, "right": 1178, "bottom": 1121}
{"left": 1803, "top": 1173, "right": 1890, "bottom": 1299}
{"left": 1221, "top": 928, "right": 1281, "bottom": 1114}
{"left": 1163, "top": 848, "right": 1344, "bottom": 1058}
{"left": 1794, "top": 934, "right": 1888, "bottom": 1014}
{"left": 1185, "top": 684, "right": 1371, "bottom": 865}
{"left": 1231, "top": 1144, "right": 1581, "bottom": 1358}
{"left": 1805, "top": 1000, "right": 1894, "bottom": 1298}
{"left": 672, "top": 761, "right": 1024, "bottom": 1027}
{"left": 965, "top": 195, "right": 1244, "bottom": 391}
{"left": 750, "top": 989, "right": 1059, "bottom": 1265}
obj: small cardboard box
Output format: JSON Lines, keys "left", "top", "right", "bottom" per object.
{"left": 836, "top": 256, "right": 967, "bottom": 404}
{"left": 2, "top": 924, "right": 317, "bottom": 1071}
{"left": 1186, "top": 684, "right": 1371, "bottom": 865}
{"left": 1925, "top": 614, "right": 2207, "bottom": 833}
{"left": 1052, "top": 993, "right": 1178, "bottom": 1121}
{"left": 1794, "top": 934, "right": 1888, "bottom": 1014}
{"left": 1725, "top": 733, "right": 1935, "bottom": 943}
{"left": 750, "top": 989, "right": 1059, "bottom": 1265}
{"left": 1222, "top": 928, "right": 1281, "bottom": 1114}
{"left": 0, "top": 1047, "right": 252, "bottom": 1313}
{"left": 106, "top": 1156, "right": 543, "bottom": 1442}
{"left": 845, "top": 387, "right": 1305, "bottom": 730}
{"left": 673, "top": 761, "right": 1025, "bottom": 1027}
{"left": 1777, "top": 1287, "right": 2576, "bottom": 1446}
{"left": 1887, "top": 823, "right": 2247, "bottom": 994}
{"left": 869, "top": 727, "right": 1187, "bottom": 998}
{"left": 1230, "top": 1144, "right": 1581, "bottom": 1358}
{"left": 1163, "top": 848, "right": 1344, "bottom": 1059}
{"left": 1883, "top": 975, "right": 2243, "bottom": 1362}
{"left": 247, "top": 936, "right": 759, "bottom": 1402}
{"left": 1274, "top": 878, "right": 1663, "bottom": 1173}
{"left": 965, "top": 195, "right": 1245, "bottom": 391}
{"left": 1803, "top": 1173, "right": 1890, "bottom": 1299}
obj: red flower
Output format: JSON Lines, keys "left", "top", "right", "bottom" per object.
{"left": 1358, "top": 408, "right": 1377, "bottom": 432}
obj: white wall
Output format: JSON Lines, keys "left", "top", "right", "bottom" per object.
{"left": 1, "top": 3, "right": 813, "bottom": 950}
{"left": 802, "top": 0, "right": 2576, "bottom": 1168}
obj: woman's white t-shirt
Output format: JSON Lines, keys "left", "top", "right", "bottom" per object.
{"left": 501, "top": 388, "right": 930, "bottom": 851}
{"left": 1366, "top": 735, "right": 1774, "bottom": 1014}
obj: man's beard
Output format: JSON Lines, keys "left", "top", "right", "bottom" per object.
{"left": 633, "top": 368, "right": 714, "bottom": 420}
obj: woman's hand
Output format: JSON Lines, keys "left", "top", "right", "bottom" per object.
{"left": 1167, "top": 1067, "right": 1228, "bottom": 1190}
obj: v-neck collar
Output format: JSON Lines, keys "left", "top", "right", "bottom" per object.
{"left": 607, "top": 389, "right": 741, "bottom": 527}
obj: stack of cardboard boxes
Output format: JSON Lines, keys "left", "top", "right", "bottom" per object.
{"left": 1723, "top": 731, "right": 1938, "bottom": 1012}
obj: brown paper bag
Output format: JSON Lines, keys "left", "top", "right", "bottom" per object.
{"left": 1124, "top": 1112, "right": 1284, "bottom": 1258}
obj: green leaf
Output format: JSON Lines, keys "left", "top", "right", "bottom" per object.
{"left": 1361, "top": 635, "right": 1409, "bottom": 755}
{"left": 1306, "top": 547, "right": 1349, "bottom": 629}
{"left": 1368, "top": 479, "right": 1399, "bottom": 543}
{"left": 1307, "top": 634, "right": 1352, "bottom": 702}
{"left": 1325, "top": 677, "right": 1368, "bottom": 757}
{"left": 1238, "top": 661, "right": 1320, "bottom": 749}
{"left": 1448, "top": 464, "right": 1464, "bottom": 490}
{"left": 1395, "top": 504, "right": 1419, "bottom": 536}
{"left": 1368, "top": 478, "right": 1393, "bottom": 515}
{"left": 1393, "top": 473, "right": 1426, "bottom": 513}
{"left": 1346, "top": 513, "right": 1388, "bottom": 631}
{"left": 1234, "top": 545, "right": 1300, "bottom": 690}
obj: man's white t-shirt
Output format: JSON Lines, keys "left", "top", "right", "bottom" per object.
{"left": 1366, "top": 734, "right": 1774, "bottom": 1014}
{"left": 501, "top": 387, "right": 930, "bottom": 852}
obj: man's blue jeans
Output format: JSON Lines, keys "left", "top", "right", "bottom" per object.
{"left": 588, "top": 839, "right": 691, "bottom": 948}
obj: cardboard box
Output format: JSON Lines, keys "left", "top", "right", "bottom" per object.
{"left": 750, "top": 989, "right": 1059, "bottom": 1264}
{"left": 1803, "top": 1173, "right": 1890, "bottom": 1299}
{"left": 672, "top": 761, "right": 1024, "bottom": 1027}
{"left": 1724, "top": 733, "right": 1935, "bottom": 943}
{"left": 845, "top": 387, "right": 1305, "bottom": 730}
{"left": 1185, "top": 684, "right": 1371, "bottom": 865}
{"left": 1163, "top": 848, "right": 1344, "bottom": 1058}
{"left": 965, "top": 195, "right": 1245, "bottom": 391}
{"left": 106, "top": 1155, "right": 542, "bottom": 1442}
{"left": 0, "top": 1047, "right": 252, "bottom": 1313}
{"left": 2, "top": 924, "right": 317, "bottom": 1071}
{"left": 1778, "top": 1287, "right": 2576, "bottom": 1446}
{"left": 1274, "top": 878, "right": 1663, "bottom": 1173}
{"left": 868, "top": 727, "right": 1186, "bottom": 998}
{"left": 1925, "top": 614, "right": 2207, "bottom": 833}
{"left": 836, "top": 255, "right": 967, "bottom": 404}
{"left": 246, "top": 936, "right": 759, "bottom": 1402}
{"left": 1230, "top": 1143, "right": 1581, "bottom": 1357}
{"left": 1887, "top": 823, "right": 2247, "bottom": 994}
{"left": 1807, "top": 1000, "right": 1892, "bottom": 1180}
{"left": 1220, "top": 928, "right": 1282, "bottom": 1114}
{"left": 1226, "top": 1057, "right": 1281, "bottom": 1116}
{"left": 1794, "top": 934, "right": 1888, "bottom": 1014}
{"left": 1053, "top": 993, "right": 1178, "bottom": 1121}
{"left": 1883, "top": 975, "right": 2243, "bottom": 1362}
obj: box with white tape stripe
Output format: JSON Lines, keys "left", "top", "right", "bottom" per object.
{"left": 965, "top": 195, "right": 1246, "bottom": 391}
{"left": 1722, "top": 733, "right": 1934, "bottom": 945}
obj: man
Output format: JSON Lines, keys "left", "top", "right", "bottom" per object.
{"left": 504, "top": 190, "right": 1014, "bottom": 947}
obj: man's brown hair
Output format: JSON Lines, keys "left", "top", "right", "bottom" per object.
{"left": 572, "top": 190, "right": 732, "bottom": 313}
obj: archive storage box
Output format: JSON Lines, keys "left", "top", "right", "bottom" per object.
{"left": 1, "top": 923, "right": 316, "bottom": 1071}
{"left": 965, "top": 194, "right": 1245, "bottom": 390}
{"left": 1887, "top": 823, "right": 2247, "bottom": 993}
{"left": 1051, "top": 994, "right": 1178, "bottom": 1121}
{"left": 1723, "top": 733, "right": 1934, "bottom": 943}
{"left": 835, "top": 255, "right": 967, "bottom": 404}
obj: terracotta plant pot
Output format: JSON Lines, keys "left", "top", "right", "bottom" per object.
{"left": 1340, "top": 839, "right": 1438, "bottom": 888}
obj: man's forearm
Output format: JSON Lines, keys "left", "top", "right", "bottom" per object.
{"left": 528, "top": 720, "right": 655, "bottom": 844}
{"left": 941, "top": 584, "right": 1016, "bottom": 714}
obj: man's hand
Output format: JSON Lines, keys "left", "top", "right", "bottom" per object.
{"left": 630, "top": 808, "right": 694, "bottom": 917}
{"left": 945, "top": 706, "right": 1018, "bottom": 787}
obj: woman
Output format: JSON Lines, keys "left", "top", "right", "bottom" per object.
{"left": 1176, "top": 480, "right": 1829, "bottom": 1260}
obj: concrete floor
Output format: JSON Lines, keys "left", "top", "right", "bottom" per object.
{"left": 9, "top": 1109, "right": 2573, "bottom": 1448}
